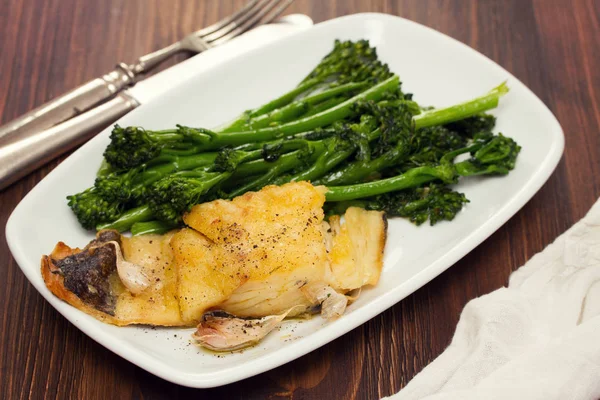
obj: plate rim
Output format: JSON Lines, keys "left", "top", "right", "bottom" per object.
{"left": 6, "top": 12, "right": 565, "bottom": 388}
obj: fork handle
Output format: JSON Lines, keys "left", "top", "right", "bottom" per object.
{"left": 0, "top": 38, "right": 194, "bottom": 143}
{"left": 0, "top": 63, "right": 137, "bottom": 143}
{"left": 0, "top": 93, "right": 139, "bottom": 190}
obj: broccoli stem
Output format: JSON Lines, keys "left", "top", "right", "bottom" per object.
{"left": 227, "top": 150, "right": 304, "bottom": 198}
{"left": 229, "top": 122, "right": 379, "bottom": 193}
{"left": 274, "top": 119, "right": 380, "bottom": 184}
{"left": 284, "top": 135, "right": 371, "bottom": 183}
{"left": 155, "top": 146, "right": 209, "bottom": 157}
{"left": 302, "top": 81, "right": 369, "bottom": 104}
{"left": 206, "top": 76, "right": 400, "bottom": 149}
{"left": 219, "top": 78, "right": 322, "bottom": 132}
{"left": 247, "top": 82, "right": 369, "bottom": 130}
{"left": 139, "top": 153, "right": 217, "bottom": 182}
{"left": 249, "top": 102, "right": 310, "bottom": 130}
{"left": 145, "top": 131, "right": 185, "bottom": 142}
{"left": 131, "top": 220, "right": 178, "bottom": 236}
{"left": 261, "top": 138, "right": 315, "bottom": 161}
{"left": 302, "top": 96, "right": 348, "bottom": 117}
{"left": 249, "top": 78, "right": 321, "bottom": 117}
{"left": 325, "top": 167, "right": 449, "bottom": 201}
{"left": 317, "top": 143, "right": 408, "bottom": 185}
{"left": 232, "top": 151, "right": 300, "bottom": 178}
{"left": 96, "top": 205, "right": 154, "bottom": 232}
{"left": 96, "top": 158, "right": 114, "bottom": 177}
{"left": 413, "top": 82, "right": 509, "bottom": 129}
{"left": 289, "top": 148, "right": 349, "bottom": 182}
{"left": 230, "top": 138, "right": 339, "bottom": 190}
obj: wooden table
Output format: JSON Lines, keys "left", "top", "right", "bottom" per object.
{"left": 1, "top": 0, "right": 598, "bottom": 398}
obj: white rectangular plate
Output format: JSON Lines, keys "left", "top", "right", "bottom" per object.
{"left": 6, "top": 13, "right": 564, "bottom": 388}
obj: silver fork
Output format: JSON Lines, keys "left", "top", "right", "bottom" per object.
{"left": 0, "top": 0, "right": 293, "bottom": 143}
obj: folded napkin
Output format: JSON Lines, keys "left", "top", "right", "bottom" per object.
{"left": 386, "top": 199, "right": 600, "bottom": 400}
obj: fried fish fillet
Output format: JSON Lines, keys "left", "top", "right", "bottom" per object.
{"left": 42, "top": 182, "right": 387, "bottom": 334}
{"left": 173, "top": 182, "right": 330, "bottom": 323}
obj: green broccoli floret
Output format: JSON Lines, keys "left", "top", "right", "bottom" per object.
{"left": 315, "top": 99, "right": 417, "bottom": 185}
{"left": 67, "top": 188, "right": 124, "bottom": 230}
{"left": 103, "top": 125, "right": 213, "bottom": 169}
{"left": 94, "top": 168, "right": 140, "bottom": 203}
{"left": 386, "top": 185, "right": 469, "bottom": 225}
{"left": 302, "top": 39, "right": 394, "bottom": 86}
{"left": 130, "top": 220, "right": 178, "bottom": 236}
{"left": 326, "top": 184, "right": 469, "bottom": 226}
{"left": 147, "top": 171, "right": 232, "bottom": 224}
{"left": 455, "top": 133, "right": 521, "bottom": 176}
{"left": 212, "top": 148, "right": 263, "bottom": 173}
{"left": 445, "top": 113, "right": 496, "bottom": 138}
{"left": 399, "top": 126, "right": 467, "bottom": 170}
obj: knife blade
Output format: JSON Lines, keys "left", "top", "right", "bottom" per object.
{"left": 0, "top": 14, "right": 314, "bottom": 190}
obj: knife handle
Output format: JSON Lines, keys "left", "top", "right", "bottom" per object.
{"left": 0, "top": 92, "right": 139, "bottom": 190}
{"left": 0, "top": 63, "right": 137, "bottom": 143}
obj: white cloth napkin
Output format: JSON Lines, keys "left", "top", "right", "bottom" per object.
{"left": 386, "top": 199, "right": 600, "bottom": 400}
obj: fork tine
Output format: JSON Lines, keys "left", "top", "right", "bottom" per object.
{"left": 200, "top": 0, "right": 274, "bottom": 43}
{"left": 207, "top": 0, "right": 294, "bottom": 46}
{"left": 196, "top": 0, "right": 260, "bottom": 36}
{"left": 252, "top": 0, "right": 295, "bottom": 25}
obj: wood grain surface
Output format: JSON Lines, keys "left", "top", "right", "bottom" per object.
{"left": 1, "top": 0, "right": 599, "bottom": 399}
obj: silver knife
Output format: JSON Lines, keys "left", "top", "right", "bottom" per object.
{"left": 0, "top": 14, "right": 313, "bottom": 190}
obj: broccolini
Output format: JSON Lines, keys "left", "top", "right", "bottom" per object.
{"left": 67, "top": 39, "right": 519, "bottom": 234}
